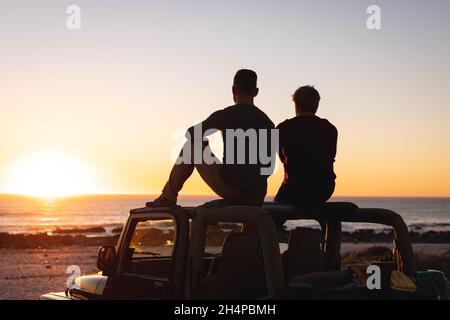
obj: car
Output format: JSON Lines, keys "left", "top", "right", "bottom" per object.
{"left": 40, "top": 201, "right": 446, "bottom": 300}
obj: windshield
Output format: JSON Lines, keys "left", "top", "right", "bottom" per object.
{"left": 129, "top": 219, "right": 175, "bottom": 259}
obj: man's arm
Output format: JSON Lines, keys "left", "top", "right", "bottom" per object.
{"left": 185, "top": 109, "right": 226, "bottom": 141}
{"left": 276, "top": 123, "right": 286, "bottom": 164}
{"left": 330, "top": 125, "right": 338, "bottom": 159}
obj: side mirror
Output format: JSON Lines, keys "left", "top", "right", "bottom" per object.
{"left": 97, "top": 246, "right": 116, "bottom": 276}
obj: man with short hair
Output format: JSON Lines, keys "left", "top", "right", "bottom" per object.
{"left": 274, "top": 86, "right": 337, "bottom": 208}
{"left": 147, "top": 69, "right": 275, "bottom": 207}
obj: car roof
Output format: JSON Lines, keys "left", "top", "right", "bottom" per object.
{"left": 129, "top": 202, "right": 359, "bottom": 222}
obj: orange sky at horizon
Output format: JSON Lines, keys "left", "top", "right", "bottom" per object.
{"left": 2, "top": 1, "right": 450, "bottom": 198}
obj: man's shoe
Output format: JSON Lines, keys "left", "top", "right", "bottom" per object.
{"left": 146, "top": 197, "right": 177, "bottom": 208}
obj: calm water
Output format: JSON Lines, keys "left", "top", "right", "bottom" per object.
{"left": 0, "top": 194, "right": 449, "bottom": 234}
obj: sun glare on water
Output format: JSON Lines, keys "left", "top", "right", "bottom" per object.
{"left": 6, "top": 151, "right": 97, "bottom": 198}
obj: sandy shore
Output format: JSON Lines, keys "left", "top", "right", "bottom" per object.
{"left": 0, "top": 243, "right": 449, "bottom": 300}
{"left": 0, "top": 247, "right": 98, "bottom": 300}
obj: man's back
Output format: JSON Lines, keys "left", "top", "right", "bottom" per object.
{"left": 191, "top": 103, "right": 275, "bottom": 197}
{"left": 277, "top": 115, "right": 337, "bottom": 200}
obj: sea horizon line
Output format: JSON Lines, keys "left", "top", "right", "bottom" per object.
{"left": 1, "top": 193, "right": 450, "bottom": 200}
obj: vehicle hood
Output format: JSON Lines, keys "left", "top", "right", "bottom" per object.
{"left": 73, "top": 274, "right": 108, "bottom": 296}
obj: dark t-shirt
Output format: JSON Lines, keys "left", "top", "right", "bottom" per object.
{"left": 187, "top": 104, "right": 275, "bottom": 197}
{"left": 277, "top": 115, "right": 337, "bottom": 200}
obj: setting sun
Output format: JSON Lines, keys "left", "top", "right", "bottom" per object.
{"left": 5, "top": 152, "right": 97, "bottom": 198}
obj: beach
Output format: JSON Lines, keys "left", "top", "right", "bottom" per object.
{"left": 1, "top": 243, "right": 449, "bottom": 300}
{"left": 0, "top": 195, "right": 449, "bottom": 299}
{"left": 0, "top": 246, "right": 98, "bottom": 300}
{"left": 0, "top": 238, "right": 449, "bottom": 300}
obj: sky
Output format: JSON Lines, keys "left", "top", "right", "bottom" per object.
{"left": 1, "top": 0, "right": 450, "bottom": 197}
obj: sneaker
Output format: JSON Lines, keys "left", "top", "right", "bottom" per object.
{"left": 146, "top": 196, "right": 177, "bottom": 208}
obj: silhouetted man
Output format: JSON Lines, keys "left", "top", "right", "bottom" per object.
{"left": 147, "top": 70, "right": 275, "bottom": 207}
{"left": 274, "top": 86, "right": 337, "bottom": 208}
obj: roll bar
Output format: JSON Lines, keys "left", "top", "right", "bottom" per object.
{"left": 187, "top": 205, "right": 285, "bottom": 299}
{"left": 262, "top": 202, "right": 417, "bottom": 277}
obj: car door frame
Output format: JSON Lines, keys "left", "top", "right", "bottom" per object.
{"left": 112, "top": 207, "right": 189, "bottom": 299}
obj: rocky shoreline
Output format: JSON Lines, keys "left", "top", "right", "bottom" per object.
{"left": 342, "top": 229, "right": 450, "bottom": 244}
{"left": 0, "top": 232, "right": 119, "bottom": 249}
{"left": 0, "top": 227, "right": 449, "bottom": 249}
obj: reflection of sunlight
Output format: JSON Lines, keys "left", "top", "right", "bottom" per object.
{"left": 39, "top": 217, "right": 59, "bottom": 228}
{"left": 40, "top": 217, "right": 59, "bottom": 221}
{"left": 5, "top": 151, "right": 97, "bottom": 198}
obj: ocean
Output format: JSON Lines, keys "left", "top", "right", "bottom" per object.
{"left": 0, "top": 194, "right": 449, "bottom": 235}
